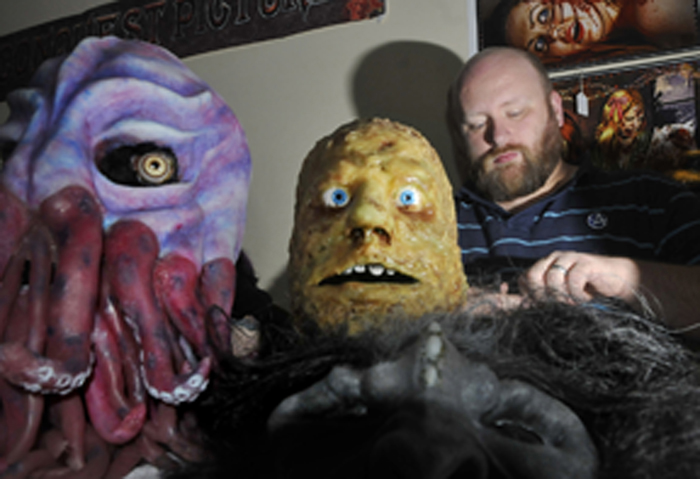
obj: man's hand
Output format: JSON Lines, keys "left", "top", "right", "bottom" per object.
{"left": 463, "top": 283, "right": 524, "bottom": 315}
{"left": 520, "top": 251, "right": 641, "bottom": 304}
{"left": 517, "top": 251, "right": 700, "bottom": 343}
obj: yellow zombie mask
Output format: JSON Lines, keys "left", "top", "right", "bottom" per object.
{"left": 289, "top": 118, "right": 468, "bottom": 333}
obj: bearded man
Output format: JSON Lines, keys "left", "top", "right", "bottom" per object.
{"left": 449, "top": 47, "right": 700, "bottom": 341}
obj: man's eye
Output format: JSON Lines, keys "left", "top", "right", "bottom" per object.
{"left": 537, "top": 7, "right": 551, "bottom": 24}
{"left": 465, "top": 122, "right": 485, "bottom": 132}
{"left": 397, "top": 186, "right": 420, "bottom": 207}
{"left": 507, "top": 109, "right": 523, "bottom": 119}
{"left": 322, "top": 187, "right": 350, "bottom": 208}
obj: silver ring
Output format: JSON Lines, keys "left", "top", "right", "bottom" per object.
{"left": 550, "top": 264, "right": 568, "bottom": 274}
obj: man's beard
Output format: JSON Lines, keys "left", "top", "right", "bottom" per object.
{"left": 468, "top": 115, "right": 563, "bottom": 203}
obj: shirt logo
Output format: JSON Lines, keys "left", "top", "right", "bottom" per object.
{"left": 587, "top": 212, "right": 608, "bottom": 230}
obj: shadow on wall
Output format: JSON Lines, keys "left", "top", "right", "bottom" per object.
{"left": 351, "top": 41, "right": 465, "bottom": 189}
{"left": 267, "top": 265, "right": 291, "bottom": 312}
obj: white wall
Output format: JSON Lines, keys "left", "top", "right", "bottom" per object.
{"left": 0, "top": 0, "right": 477, "bottom": 308}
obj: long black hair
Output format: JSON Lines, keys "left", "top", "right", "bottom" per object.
{"left": 168, "top": 299, "right": 700, "bottom": 479}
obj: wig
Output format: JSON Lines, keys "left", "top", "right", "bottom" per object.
{"left": 166, "top": 299, "right": 700, "bottom": 479}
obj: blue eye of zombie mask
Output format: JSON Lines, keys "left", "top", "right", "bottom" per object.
{"left": 398, "top": 186, "right": 419, "bottom": 207}
{"left": 323, "top": 187, "right": 350, "bottom": 208}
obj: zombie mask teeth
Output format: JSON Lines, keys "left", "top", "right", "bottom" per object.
{"left": 368, "top": 264, "right": 383, "bottom": 276}
{"left": 319, "top": 263, "right": 417, "bottom": 285}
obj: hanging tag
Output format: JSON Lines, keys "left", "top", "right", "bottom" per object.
{"left": 576, "top": 76, "right": 589, "bottom": 117}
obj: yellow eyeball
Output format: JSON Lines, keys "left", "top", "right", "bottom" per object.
{"left": 134, "top": 152, "right": 176, "bottom": 185}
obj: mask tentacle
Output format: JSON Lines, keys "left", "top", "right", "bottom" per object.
{"left": 40, "top": 186, "right": 101, "bottom": 394}
{"left": 0, "top": 447, "right": 58, "bottom": 478}
{"left": 0, "top": 228, "right": 30, "bottom": 340}
{"left": 135, "top": 433, "right": 174, "bottom": 468}
{"left": 0, "top": 372, "right": 45, "bottom": 469}
{"left": 0, "top": 239, "right": 80, "bottom": 391}
{"left": 154, "top": 254, "right": 209, "bottom": 358}
{"left": 38, "top": 428, "right": 68, "bottom": 462}
{"left": 105, "top": 220, "right": 210, "bottom": 406}
{"left": 49, "top": 394, "right": 87, "bottom": 471}
{"left": 55, "top": 425, "right": 112, "bottom": 479}
{"left": 0, "top": 187, "right": 99, "bottom": 395}
{"left": 103, "top": 438, "right": 149, "bottom": 479}
{"left": 100, "top": 287, "right": 145, "bottom": 404}
{"left": 205, "top": 306, "right": 233, "bottom": 360}
{"left": 0, "top": 224, "right": 53, "bottom": 469}
{"left": 0, "top": 286, "right": 45, "bottom": 468}
{"left": 24, "top": 224, "right": 53, "bottom": 353}
{"left": 199, "top": 258, "right": 236, "bottom": 355}
{"left": 28, "top": 425, "right": 112, "bottom": 479}
{"left": 85, "top": 311, "right": 147, "bottom": 445}
{"left": 142, "top": 401, "right": 204, "bottom": 463}
{"left": 0, "top": 186, "right": 31, "bottom": 277}
{"left": 0, "top": 380, "right": 44, "bottom": 469}
{"left": 0, "top": 412, "right": 6, "bottom": 467}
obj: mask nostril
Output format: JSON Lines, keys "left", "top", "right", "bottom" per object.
{"left": 349, "top": 227, "right": 391, "bottom": 245}
{"left": 373, "top": 227, "right": 391, "bottom": 245}
{"left": 350, "top": 227, "right": 365, "bottom": 242}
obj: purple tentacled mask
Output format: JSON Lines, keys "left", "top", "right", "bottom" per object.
{"left": 0, "top": 36, "right": 250, "bottom": 473}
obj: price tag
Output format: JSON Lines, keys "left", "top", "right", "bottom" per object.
{"left": 576, "top": 91, "right": 589, "bottom": 117}
{"left": 576, "top": 77, "right": 588, "bottom": 117}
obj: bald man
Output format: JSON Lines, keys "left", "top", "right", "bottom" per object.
{"left": 449, "top": 47, "right": 700, "bottom": 341}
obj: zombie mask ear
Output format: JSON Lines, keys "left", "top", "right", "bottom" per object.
{"left": 288, "top": 118, "right": 468, "bottom": 333}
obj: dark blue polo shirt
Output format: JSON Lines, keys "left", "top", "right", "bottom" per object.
{"left": 456, "top": 163, "right": 700, "bottom": 289}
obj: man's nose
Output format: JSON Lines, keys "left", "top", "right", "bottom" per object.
{"left": 487, "top": 118, "right": 511, "bottom": 148}
{"left": 347, "top": 190, "right": 393, "bottom": 246}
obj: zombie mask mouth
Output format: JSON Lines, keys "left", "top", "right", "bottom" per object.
{"left": 289, "top": 118, "right": 467, "bottom": 332}
{"left": 319, "top": 263, "right": 418, "bottom": 285}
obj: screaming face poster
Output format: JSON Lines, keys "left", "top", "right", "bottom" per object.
{"left": 477, "top": 0, "right": 700, "bottom": 70}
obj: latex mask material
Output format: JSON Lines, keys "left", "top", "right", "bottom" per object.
{"left": 0, "top": 35, "right": 250, "bottom": 472}
{"left": 289, "top": 118, "right": 468, "bottom": 333}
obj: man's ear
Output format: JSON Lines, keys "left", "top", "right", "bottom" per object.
{"left": 550, "top": 90, "right": 564, "bottom": 127}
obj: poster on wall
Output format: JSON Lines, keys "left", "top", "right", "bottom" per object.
{"left": 477, "top": 0, "right": 700, "bottom": 71}
{"left": 0, "top": 0, "right": 386, "bottom": 101}
{"left": 553, "top": 61, "right": 700, "bottom": 185}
